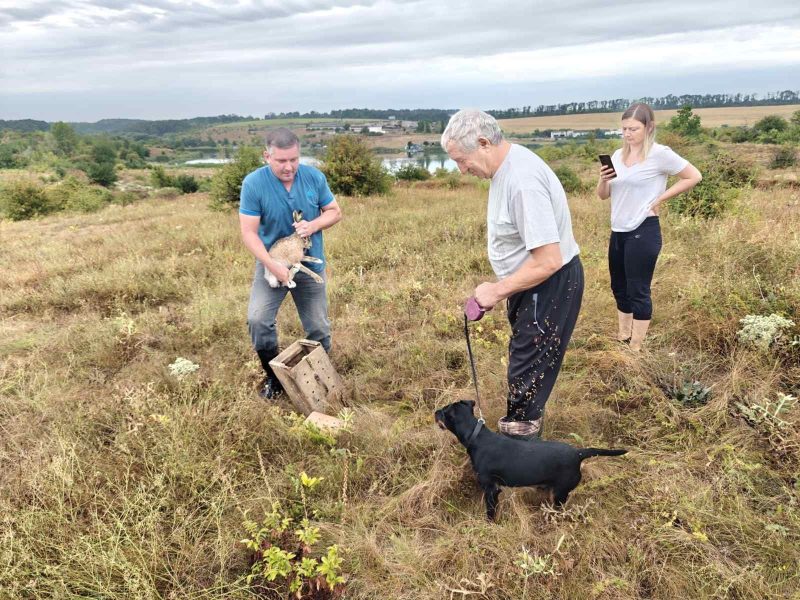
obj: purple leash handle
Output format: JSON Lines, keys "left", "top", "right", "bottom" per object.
{"left": 464, "top": 296, "right": 485, "bottom": 322}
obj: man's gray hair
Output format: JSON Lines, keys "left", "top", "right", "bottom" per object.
{"left": 265, "top": 127, "right": 300, "bottom": 152}
{"left": 441, "top": 109, "right": 504, "bottom": 152}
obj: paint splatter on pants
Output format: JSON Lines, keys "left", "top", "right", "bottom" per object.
{"left": 506, "top": 255, "right": 584, "bottom": 422}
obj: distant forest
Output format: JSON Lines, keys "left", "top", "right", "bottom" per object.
{"left": 1, "top": 90, "right": 798, "bottom": 135}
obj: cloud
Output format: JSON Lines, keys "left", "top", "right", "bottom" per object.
{"left": 0, "top": 0, "right": 798, "bottom": 120}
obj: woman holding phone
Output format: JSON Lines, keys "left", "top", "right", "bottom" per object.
{"left": 596, "top": 103, "right": 702, "bottom": 351}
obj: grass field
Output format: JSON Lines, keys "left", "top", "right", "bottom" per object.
{"left": 1, "top": 150, "right": 799, "bottom": 598}
{"left": 498, "top": 104, "right": 800, "bottom": 132}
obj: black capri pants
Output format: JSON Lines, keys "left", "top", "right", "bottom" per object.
{"left": 608, "top": 216, "right": 662, "bottom": 321}
{"left": 506, "top": 255, "right": 584, "bottom": 422}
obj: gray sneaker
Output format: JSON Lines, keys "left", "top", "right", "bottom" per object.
{"left": 498, "top": 414, "right": 544, "bottom": 440}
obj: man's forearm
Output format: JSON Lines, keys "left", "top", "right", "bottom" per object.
{"left": 242, "top": 230, "right": 272, "bottom": 266}
{"left": 495, "top": 258, "right": 559, "bottom": 299}
{"left": 311, "top": 205, "right": 342, "bottom": 233}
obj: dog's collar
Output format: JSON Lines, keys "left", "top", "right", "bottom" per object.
{"left": 464, "top": 418, "right": 485, "bottom": 447}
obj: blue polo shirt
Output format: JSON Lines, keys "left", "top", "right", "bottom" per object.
{"left": 239, "top": 164, "right": 335, "bottom": 272}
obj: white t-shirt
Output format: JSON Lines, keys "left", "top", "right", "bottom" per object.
{"left": 609, "top": 143, "right": 688, "bottom": 232}
{"left": 487, "top": 144, "right": 580, "bottom": 279}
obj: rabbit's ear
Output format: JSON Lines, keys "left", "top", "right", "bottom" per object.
{"left": 293, "top": 210, "right": 304, "bottom": 223}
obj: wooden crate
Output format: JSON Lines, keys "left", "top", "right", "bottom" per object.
{"left": 269, "top": 339, "right": 343, "bottom": 415}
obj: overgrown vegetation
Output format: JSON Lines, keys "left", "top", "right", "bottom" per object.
{"left": 669, "top": 149, "right": 758, "bottom": 219}
{"left": 209, "top": 146, "right": 263, "bottom": 208}
{"left": 394, "top": 163, "right": 431, "bottom": 181}
{"left": 1, "top": 123, "right": 799, "bottom": 599}
{"left": 554, "top": 165, "right": 585, "bottom": 193}
{"left": 321, "top": 135, "right": 392, "bottom": 196}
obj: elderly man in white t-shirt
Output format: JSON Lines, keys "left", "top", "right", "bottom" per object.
{"left": 442, "top": 109, "right": 584, "bottom": 440}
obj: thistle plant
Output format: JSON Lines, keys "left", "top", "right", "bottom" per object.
{"left": 737, "top": 314, "right": 795, "bottom": 352}
{"left": 168, "top": 357, "right": 199, "bottom": 379}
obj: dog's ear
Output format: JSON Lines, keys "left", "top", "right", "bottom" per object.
{"left": 463, "top": 400, "right": 476, "bottom": 410}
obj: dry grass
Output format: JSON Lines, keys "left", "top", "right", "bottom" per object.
{"left": 499, "top": 104, "right": 800, "bottom": 132}
{"left": 1, "top": 153, "right": 799, "bottom": 598}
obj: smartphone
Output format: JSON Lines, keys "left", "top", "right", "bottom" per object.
{"left": 598, "top": 154, "right": 617, "bottom": 178}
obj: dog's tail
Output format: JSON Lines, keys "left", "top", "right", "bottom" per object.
{"left": 577, "top": 448, "right": 628, "bottom": 461}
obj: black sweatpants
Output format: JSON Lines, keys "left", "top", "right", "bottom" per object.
{"left": 506, "top": 255, "right": 584, "bottom": 422}
{"left": 608, "top": 216, "right": 662, "bottom": 321}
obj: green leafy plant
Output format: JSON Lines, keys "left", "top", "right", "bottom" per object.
{"left": 515, "top": 535, "right": 564, "bottom": 599}
{"left": 241, "top": 501, "right": 346, "bottom": 598}
{"left": 735, "top": 393, "right": 797, "bottom": 457}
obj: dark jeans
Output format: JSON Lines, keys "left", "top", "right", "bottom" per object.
{"left": 247, "top": 261, "right": 331, "bottom": 358}
{"left": 608, "top": 216, "right": 662, "bottom": 321}
{"left": 506, "top": 255, "right": 584, "bottom": 422}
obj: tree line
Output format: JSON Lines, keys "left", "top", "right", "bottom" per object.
{"left": 486, "top": 91, "right": 800, "bottom": 119}
{"left": 3, "top": 90, "right": 799, "bottom": 136}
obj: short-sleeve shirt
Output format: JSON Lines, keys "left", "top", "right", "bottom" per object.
{"left": 609, "top": 143, "right": 688, "bottom": 232}
{"left": 239, "top": 164, "right": 335, "bottom": 272}
{"left": 488, "top": 144, "right": 580, "bottom": 279}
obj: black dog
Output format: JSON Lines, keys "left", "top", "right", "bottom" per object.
{"left": 434, "top": 400, "right": 627, "bottom": 521}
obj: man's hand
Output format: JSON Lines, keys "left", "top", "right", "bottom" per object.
{"left": 267, "top": 261, "right": 291, "bottom": 284}
{"left": 293, "top": 219, "right": 317, "bottom": 238}
{"left": 474, "top": 282, "right": 502, "bottom": 311}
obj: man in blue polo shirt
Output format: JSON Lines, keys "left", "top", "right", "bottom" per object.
{"left": 239, "top": 128, "right": 342, "bottom": 399}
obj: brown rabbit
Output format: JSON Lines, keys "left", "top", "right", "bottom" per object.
{"left": 264, "top": 210, "right": 324, "bottom": 289}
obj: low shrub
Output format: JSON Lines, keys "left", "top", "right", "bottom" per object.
{"left": 150, "top": 167, "right": 199, "bottom": 193}
{"left": 150, "top": 165, "right": 173, "bottom": 188}
{"left": 46, "top": 176, "right": 112, "bottom": 213}
{"left": 769, "top": 145, "right": 797, "bottom": 169}
{"left": 174, "top": 174, "right": 199, "bottom": 193}
{"left": 670, "top": 150, "right": 757, "bottom": 219}
{"left": 153, "top": 187, "right": 182, "bottom": 199}
{"left": 395, "top": 164, "right": 431, "bottom": 181}
{"left": 0, "top": 180, "right": 52, "bottom": 220}
{"left": 209, "top": 146, "right": 263, "bottom": 208}
{"left": 321, "top": 135, "right": 391, "bottom": 196}
{"left": 553, "top": 165, "right": 584, "bottom": 193}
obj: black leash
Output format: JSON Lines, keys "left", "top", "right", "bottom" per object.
{"left": 463, "top": 313, "right": 486, "bottom": 425}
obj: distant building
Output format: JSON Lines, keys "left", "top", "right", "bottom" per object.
{"left": 185, "top": 158, "right": 233, "bottom": 165}
{"left": 306, "top": 122, "right": 343, "bottom": 131}
{"left": 550, "top": 130, "right": 594, "bottom": 139}
{"left": 604, "top": 129, "right": 623, "bottom": 137}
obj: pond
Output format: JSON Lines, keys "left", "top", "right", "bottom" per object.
{"left": 381, "top": 154, "right": 458, "bottom": 174}
{"left": 196, "top": 154, "right": 460, "bottom": 173}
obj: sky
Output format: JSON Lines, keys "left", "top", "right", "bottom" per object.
{"left": 1, "top": 0, "right": 799, "bottom": 122}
